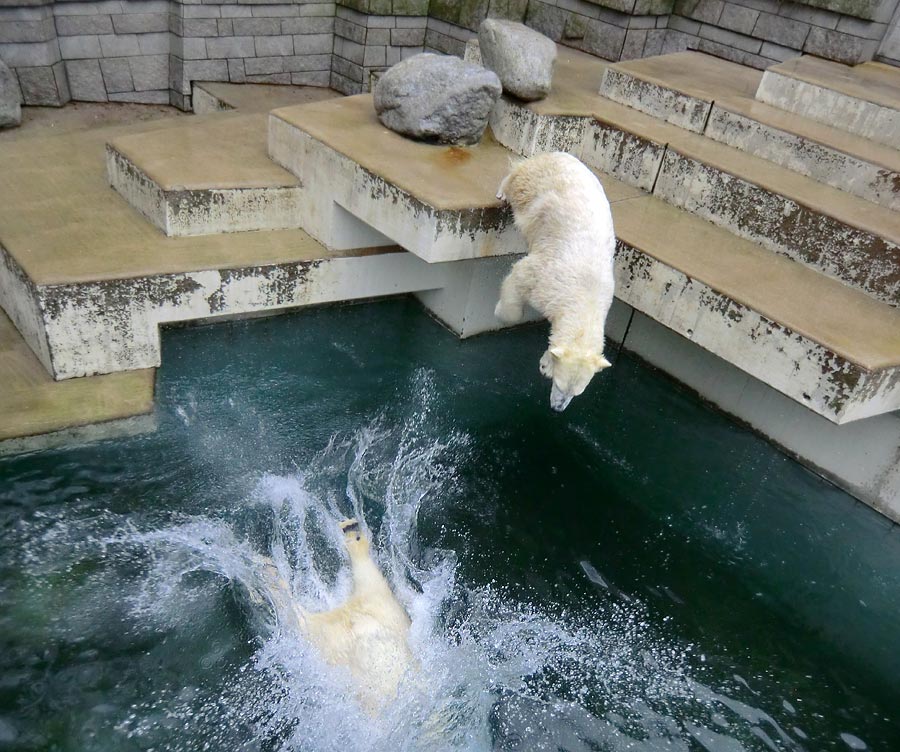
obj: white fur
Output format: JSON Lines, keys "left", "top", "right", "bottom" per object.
{"left": 495, "top": 152, "right": 616, "bottom": 411}
{"left": 262, "top": 520, "right": 414, "bottom": 715}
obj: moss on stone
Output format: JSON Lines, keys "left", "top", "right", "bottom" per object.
{"left": 369, "top": 0, "right": 392, "bottom": 14}
{"left": 392, "top": 0, "right": 429, "bottom": 14}
{"left": 428, "top": 0, "right": 460, "bottom": 23}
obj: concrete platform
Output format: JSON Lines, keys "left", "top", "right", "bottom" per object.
{"left": 756, "top": 56, "right": 900, "bottom": 148}
{"left": 646, "top": 125, "right": 900, "bottom": 308}
{"left": 0, "top": 308, "right": 154, "bottom": 445}
{"left": 269, "top": 93, "right": 648, "bottom": 263}
{"left": 613, "top": 196, "right": 900, "bottom": 424}
{"left": 106, "top": 84, "right": 345, "bottom": 237}
{"left": 107, "top": 113, "right": 304, "bottom": 237}
{"left": 269, "top": 93, "right": 620, "bottom": 262}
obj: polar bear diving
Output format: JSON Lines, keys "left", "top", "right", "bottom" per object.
{"left": 259, "top": 518, "right": 414, "bottom": 716}
{"left": 495, "top": 152, "right": 616, "bottom": 411}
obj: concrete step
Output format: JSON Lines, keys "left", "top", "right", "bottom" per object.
{"left": 756, "top": 56, "right": 900, "bottom": 148}
{"left": 596, "top": 52, "right": 899, "bottom": 210}
{"left": 645, "top": 124, "right": 900, "bottom": 309}
{"left": 191, "top": 81, "right": 341, "bottom": 116}
{"left": 107, "top": 113, "right": 305, "bottom": 238}
{"left": 612, "top": 195, "right": 900, "bottom": 425}
{"left": 598, "top": 51, "right": 762, "bottom": 133}
{"left": 267, "top": 92, "right": 643, "bottom": 262}
{"left": 487, "top": 44, "right": 611, "bottom": 157}
{"left": 0, "top": 118, "right": 465, "bottom": 381}
{"left": 705, "top": 97, "right": 900, "bottom": 212}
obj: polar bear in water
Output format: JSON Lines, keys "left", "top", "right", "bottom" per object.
{"left": 261, "top": 519, "right": 414, "bottom": 715}
{"left": 495, "top": 152, "right": 615, "bottom": 411}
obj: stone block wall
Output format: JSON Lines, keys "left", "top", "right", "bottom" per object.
{"left": 331, "top": 4, "right": 426, "bottom": 93}
{"left": 167, "top": 0, "right": 336, "bottom": 109}
{"left": 56, "top": 0, "right": 169, "bottom": 105}
{"left": 0, "top": 0, "right": 897, "bottom": 111}
{"left": 665, "top": 0, "right": 891, "bottom": 66}
{"left": 426, "top": 0, "right": 897, "bottom": 66}
{"left": 0, "top": 0, "right": 340, "bottom": 108}
{"left": 1, "top": 4, "right": 67, "bottom": 104}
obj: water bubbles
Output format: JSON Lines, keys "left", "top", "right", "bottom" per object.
{"left": 840, "top": 732, "right": 868, "bottom": 750}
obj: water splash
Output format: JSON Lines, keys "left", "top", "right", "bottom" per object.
{"left": 100, "top": 418, "right": 810, "bottom": 752}
{"left": 2, "top": 369, "right": 823, "bottom": 751}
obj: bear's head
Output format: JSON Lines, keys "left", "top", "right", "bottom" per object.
{"left": 548, "top": 346, "right": 611, "bottom": 411}
{"left": 340, "top": 518, "right": 370, "bottom": 558}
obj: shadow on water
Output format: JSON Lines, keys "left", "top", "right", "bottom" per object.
{"left": 0, "top": 298, "right": 898, "bottom": 751}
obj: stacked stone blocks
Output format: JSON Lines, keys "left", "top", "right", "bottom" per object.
{"left": 168, "top": 1, "right": 336, "bottom": 107}
{"left": 0, "top": 0, "right": 897, "bottom": 109}
{"left": 665, "top": 0, "right": 890, "bottom": 66}
{"left": 331, "top": 5, "right": 426, "bottom": 93}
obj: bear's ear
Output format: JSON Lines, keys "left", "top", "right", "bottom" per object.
{"left": 592, "top": 354, "right": 612, "bottom": 371}
{"left": 549, "top": 345, "right": 565, "bottom": 359}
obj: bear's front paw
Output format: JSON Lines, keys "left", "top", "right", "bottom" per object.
{"left": 539, "top": 349, "right": 554, "bottom": 378}
{"left": 496, "top": 188, "right": 507, "bottom": 202}
{"left": 495, "top": 300, "right": 523, "bottom": 323}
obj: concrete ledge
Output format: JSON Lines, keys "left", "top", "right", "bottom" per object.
{"left": 618, "top": 307, "right": 900, "bottom": 522}
{"left": 0, "top": 242, "right": 52, "bottom": 374}
{"left": 593, "top": 52, "right": 900, "bottom": 212}
{"left": 29, "top": 250, "right": 458, "bottom": 379}
{"left": 581, "top": 116, "right": 668, "bottom": 192}
{"left": 268, "top": 95, "right": 522, "bottom": 263}
{"left": 489, "top": 98, "right": 588, "bottom": 161}
{"left": 653, "top": 145, "right": 900, "bottom": 307}
{"left": 0, "top": 307, "right": 154, "bottom": 444}
{"left": 577, "top": 114, "right": 900, "bottom": 307}
{"left": 600, "top": 65, "right": 713, "bottom": 133}
{"left": 613, "top": 196, "right": 900, "bottom": 425}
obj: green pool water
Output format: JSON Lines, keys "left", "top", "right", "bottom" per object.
{"left": 1, "top": 298, "right": 898, "bottom": 751}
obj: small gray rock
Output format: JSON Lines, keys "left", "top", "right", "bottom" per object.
{"left": 373, "top": 53, "right": 501, "bottom": 145}
{"left": 0, "top": 59, "right": 22, "bottom": 129}
{"left": 478, "top": 19, "right": 557, "bottom": 101}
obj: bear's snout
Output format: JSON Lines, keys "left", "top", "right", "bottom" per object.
{"left": 550, "top": 382, "right": 574, "bottom": 412}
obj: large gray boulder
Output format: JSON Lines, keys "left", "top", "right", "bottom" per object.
{"left": 373, "top": 53, "right": 501, "bottom": 145}
{"left": 478, "top": 19, "right": 556, "bottom": 102}
{"left": 0, "top": 59, "right": 22, "bottom": 129}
